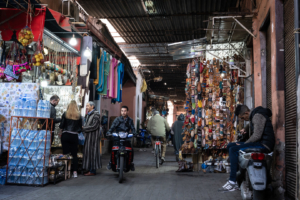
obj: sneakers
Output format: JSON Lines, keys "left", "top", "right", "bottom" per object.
{"left": 218, "top": 181, "right": 239, "bottom": 192}
{"left": 161, "top": 157, "right": 165, "bottom": 165}
{"left": 73, "top": 171, "right": 78, "bottom": 178}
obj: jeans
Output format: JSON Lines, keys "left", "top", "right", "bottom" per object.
{"left": 90, "top": 169, "right": 96, "bottom": 174}
{"left": 61, "top": 133, "right": 78, "bottom": 171}
{"left": 227, "top": 142, "right": 266, "bottom": 182}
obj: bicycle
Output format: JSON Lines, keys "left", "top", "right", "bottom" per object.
{"left": 154, "top": 136, "right": 163, "bottom": 168}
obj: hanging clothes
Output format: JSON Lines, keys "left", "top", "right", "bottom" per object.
{"left": 113, "top": 60, "right": 119, "bottom": 98}
{"left": 96, "top": 50, "right": 106, "bottom": 93}
{"left": 99, "top": 53, "right": 110, "bottom": 95}
{"left": 90, "top": 46, "right": 99, "bottom": 80}
{"left": 108, "top": 58, "right": 118, "bottom": 98}
{"left": 93, "top": 48, "right": 102, "bottom": 85}
{"left": 116, "top": 62, "right": 124, "bottom": 103}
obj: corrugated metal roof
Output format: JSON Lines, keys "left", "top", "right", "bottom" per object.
{"left": 77, "top": 0, "right": 253, "bottom": 98}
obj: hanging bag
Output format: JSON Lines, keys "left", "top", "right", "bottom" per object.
{"left": 78, "top": 132, "right": 85, "bottom": 145}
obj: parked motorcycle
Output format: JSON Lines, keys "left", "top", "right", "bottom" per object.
{"left": 136, "top": 129, "right": 151, "bottom": 148}
{"left": 237, "top": 148, "right": 273, "bottom": 200}
{"left": 108, "top": 132, "right": 134, "bottom": 183}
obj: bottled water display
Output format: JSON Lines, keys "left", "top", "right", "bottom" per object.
{"left": 37, "top": 100, "right": 50, "bottom": 118}
{"left": 7, "top": 129, "right": 50, "bottom": 185}
{"left": 0, "top": 167, "right": 6, "bottom": 185}
{"left": 13, "top": 93, "right": 38, "bottom": 117}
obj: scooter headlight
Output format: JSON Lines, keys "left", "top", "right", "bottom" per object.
{"left": 119, "top": 132, "right": 127, "bottom": 138}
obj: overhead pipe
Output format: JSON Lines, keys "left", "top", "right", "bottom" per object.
{"left": 211, "top": 15, "right": 254, "bottom": 45}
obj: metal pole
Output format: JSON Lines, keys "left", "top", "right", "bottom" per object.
{"left": 232, "top": 17, "right": 256, "bottom": 38}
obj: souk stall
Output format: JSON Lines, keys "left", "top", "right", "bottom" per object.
{"left": 178, "top": 49, "right": 247, "bottom": 173}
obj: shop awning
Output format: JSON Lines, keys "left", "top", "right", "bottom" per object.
{"left": 44, "top": 8, "right": 82, "bottom": 53}
{"left": 0, "top": 7, "right": 46, "bottom": 42}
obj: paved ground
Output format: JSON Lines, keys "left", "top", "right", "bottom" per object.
{"left": 0, "top": 146, "right": 241, "bottom": 200}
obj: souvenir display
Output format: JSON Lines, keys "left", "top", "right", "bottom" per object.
{"left": 42, "top": 86, "right": 81, "bottom": 147}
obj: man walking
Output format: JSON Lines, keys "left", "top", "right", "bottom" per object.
{"left": 82, "top": 102, "right": 101, "bottom": 176}
{"left": 147, "top": 110, "right": 171, "bottom": 163}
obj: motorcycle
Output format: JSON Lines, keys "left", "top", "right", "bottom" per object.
{"left": 136, "top": 129, "right": 151, "bottom": 148}
{"left": 108, "top": 132, "right": 134, "bottom": 183}
{"left": 237, "top": 148, "right": 273, "bottom": 200}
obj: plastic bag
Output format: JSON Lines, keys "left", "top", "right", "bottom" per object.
{"left": 78, "top": 132, "right": 85, "bottom": 145}
{"left": 32, "top": 53, "right": 44, "bottom": 67}
{"left": 18, "top": 26, "right": 34, "bottom": 47}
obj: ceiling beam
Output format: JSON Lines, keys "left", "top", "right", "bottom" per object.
{"left": 140, "top": 64, "right": 183, "bottom": 67}
{"left": 94, "top": 12, "right": 256, "bottom": 19}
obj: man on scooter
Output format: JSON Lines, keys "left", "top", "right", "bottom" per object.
{"left": 106, "top": 106, "right": 136, "bottom": 171}
{"left": 219, "top": 105, "right": 275, "bottom": 192}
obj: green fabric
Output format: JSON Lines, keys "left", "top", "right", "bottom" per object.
{"left": 98, "top": 53, "right": 110, "bottom": 95}
{"left": 146, "top": 114, "right": 171, "bottom": 137}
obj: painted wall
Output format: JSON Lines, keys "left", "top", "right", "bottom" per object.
{"left": 122, "top": 79, "right": 136, "bottom": 121}
{"left": 251, "top": 0, "right": 285, "bottom": 197}
{"left": 100, "top": 98, "right": 121, "bottom": 126}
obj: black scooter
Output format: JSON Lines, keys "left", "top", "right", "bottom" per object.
{"left": 107, "top": 132, "right": 134, "bottom": 183}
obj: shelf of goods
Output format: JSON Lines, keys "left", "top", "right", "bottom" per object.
{"left": 6, "top": 116, "right": 53, "bottom": 186}
{"left": 180, "top": 56, "right": 244, "bottom": 165}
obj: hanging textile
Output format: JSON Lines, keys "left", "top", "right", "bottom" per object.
{"left": 140, "top": 79, "right": 147, "bottom": 93}
{"left": 98, "top": 52, "right": 110, "bottom": 95}
{"left": 108, "top": 58, "right": 118, "bottom": 98}
{"left": 96, "top": 50, "right": 106, "bottom": 93}
{"left": 113, "top": 60, "right": 119, "bottom": 99}
{"left": 92, "top": 47, "right": 101, "bottom": 82}
{"left": 116, "top": 62, "right": 124, "bottom": 103}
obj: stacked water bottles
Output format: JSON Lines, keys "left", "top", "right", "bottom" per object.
{"left": 7, "top": 128, "right": 51, "bottom": 185}
{"left": 0, "top": 167, "right": 6, "bottom": 185}
{"left": 37, "top": 100, "right": 51, "bottom": 118}
{"left": 14, "top": 93, "right": 39, "bottom": 117}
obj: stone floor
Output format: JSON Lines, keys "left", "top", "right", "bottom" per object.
{"left": 0, "top": 146, "right": 241, "bottom": 200}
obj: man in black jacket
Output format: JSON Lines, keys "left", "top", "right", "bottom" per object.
{"left": 41, "top": 95, "right": 61, "bottom": 143}
{"left": 106, "top": 106, "right": 136, "bottom": 171}
{"left": 219, "top": 105, "right": 275, "bottom": 192}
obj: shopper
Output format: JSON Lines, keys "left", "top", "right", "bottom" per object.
{"left": 82, "top": 101, "right": 101, "bottom": 176}
{"left": 147, "top": 110, "right": 171, "bottom": 162}
{"left": 59, "top": 100, "right": 82, "bottom": 178}
{"left": 219, "top": 105, "right": 275, "bottom": 192}
{"left": 171, "top": 114, "right": 185, "bottom": 161}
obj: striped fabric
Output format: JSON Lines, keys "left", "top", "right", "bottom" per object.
{"left": 82, "top": 110, "right": 102, "bottom": 170}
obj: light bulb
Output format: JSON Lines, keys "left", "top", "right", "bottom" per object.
{"left": 44, "top": 48, "right": 48, "bottom": 55}
{"left": 84, "top": 47, "right": 91, "bottom": 57}
{"left": 164, "top": 82, "right": 167, "bottom": 85}
{"left": 221, "top": 73, "right": 224, "bottom": 78}
{"left": 69, "top": 34, "right": 77, "bottom": 46}
{"left": 41, "top": 80, "right": 48, "bottom": 87}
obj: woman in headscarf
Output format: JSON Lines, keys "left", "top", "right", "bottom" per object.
{"left": 171, "top": 114, "right": 185, "bottom": 161}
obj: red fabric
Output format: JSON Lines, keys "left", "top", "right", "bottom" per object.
{"left": 0, "top": 8, "right": 46, "bottom": 42}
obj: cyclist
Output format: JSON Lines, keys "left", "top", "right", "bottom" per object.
{"left": 106, "top": 106, "right": 136, "bottom": 171}
{"left": 147, "top": 110, "right": 171, "bottom": 163}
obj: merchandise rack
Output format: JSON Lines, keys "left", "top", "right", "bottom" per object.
{"left": 6, "top": 116, "right": 53, "bottom": 187}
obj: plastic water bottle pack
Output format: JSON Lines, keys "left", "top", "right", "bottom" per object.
{"left": 7, "top": 129, "right": 51, "bottom": 185}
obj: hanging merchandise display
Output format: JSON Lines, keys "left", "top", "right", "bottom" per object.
{"left": 179, "top": 54, "right": 245, "bottom": 173}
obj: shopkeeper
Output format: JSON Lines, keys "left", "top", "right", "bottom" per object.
{"left": 40, "top": 95, "right": 61, "bottom": 142}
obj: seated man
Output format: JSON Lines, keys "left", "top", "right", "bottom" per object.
{"left": 219, "top": 105, "right": 275, "bottom": 192}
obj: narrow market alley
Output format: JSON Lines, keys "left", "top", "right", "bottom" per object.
{"left": 0, "top": 146, "right": 240, "bottom": 200}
